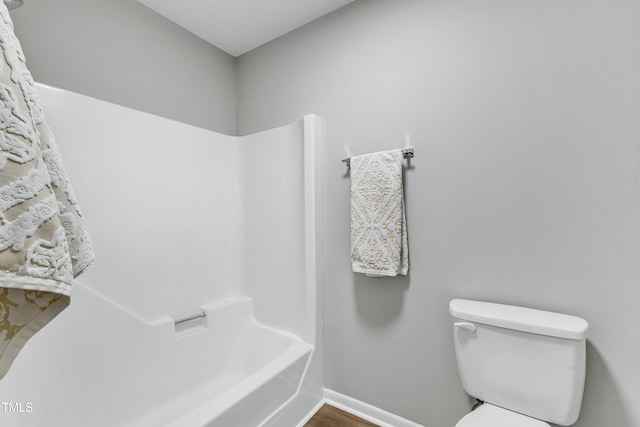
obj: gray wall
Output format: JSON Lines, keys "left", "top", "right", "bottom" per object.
{"left": 10, "top": 0, "right": 236, "bottom": 134}
{"left": 237, "top": 0, "right": 640, "bottom": 426}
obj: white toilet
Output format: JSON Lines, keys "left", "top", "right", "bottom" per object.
{"left": 449, "top": 299, "right": 589, "bottom": 426}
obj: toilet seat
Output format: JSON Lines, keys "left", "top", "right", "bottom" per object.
{"left": 456, "top": 403, "right": 550, "bottom": 427}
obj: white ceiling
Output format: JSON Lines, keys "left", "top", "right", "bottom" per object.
{"left": 136, "top": 0, "right": 354, "bottom": 57}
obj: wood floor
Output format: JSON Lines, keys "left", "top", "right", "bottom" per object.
{"left": 305, "top": 404, "right": 380, "bottom": 427}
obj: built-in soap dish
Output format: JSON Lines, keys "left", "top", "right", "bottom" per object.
{"left": 174, "top": 311, "right": 207, "bottom": 338}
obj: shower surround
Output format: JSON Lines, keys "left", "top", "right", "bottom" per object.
{"left": 0, "top": 84, "right": 323, "bottom": 427}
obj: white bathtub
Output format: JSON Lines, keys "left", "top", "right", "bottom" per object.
{"left": 0, "top": 86, "right": 323, "bottom": 426}
{"left": 125, "top": 295, "right": 314, "bottom": 427}
{"left": 0, "top": 282, "right": 313, "bottom": 427}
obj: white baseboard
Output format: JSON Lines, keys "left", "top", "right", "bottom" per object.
{"left": 323, "top": 388, "right": 425, "bottom": 427}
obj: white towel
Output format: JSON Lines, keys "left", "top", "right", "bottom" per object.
{"left": 350, "top": 149, "right": 408, "bottom": 277}
{"left": 0, "top": 4, "right": 94, "bottom": 378}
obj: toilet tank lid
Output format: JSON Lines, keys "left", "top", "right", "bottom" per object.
{"left": 449, "top": 299, "right": 588, "bottom": 340}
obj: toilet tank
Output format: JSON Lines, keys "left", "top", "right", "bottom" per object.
{"left": 449, "top": 299, "right": 589, "bottom": 426}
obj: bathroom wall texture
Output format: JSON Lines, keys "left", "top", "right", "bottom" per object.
{"left": 10, "top": 0, "right": 236, "bottom": 133}
{"left": 237, "top": 0, "right": 640, "bottom": 426}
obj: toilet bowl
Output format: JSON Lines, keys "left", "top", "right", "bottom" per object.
{"left": 456, "top": 403, "right": 549, "bottom": 427}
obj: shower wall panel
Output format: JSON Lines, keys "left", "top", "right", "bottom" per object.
{"left": 237, "top": 121, "right": 309, "bottom": 341}
{"left": 37, "top": 84, "right": 237, "bottom": 322}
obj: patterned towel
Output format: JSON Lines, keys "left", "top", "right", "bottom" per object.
{"left": 350, "top": 149, "right": 408, "bottom": 277}
{"left": 0, "top": 4, "right": 94, "bottom": 378}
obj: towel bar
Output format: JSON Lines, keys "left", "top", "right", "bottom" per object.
{"left": 174, "top": 312, "right": 206, "bottom": 326}
{"left": 342, "top": 148, "right": 414, "bottom": 168}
